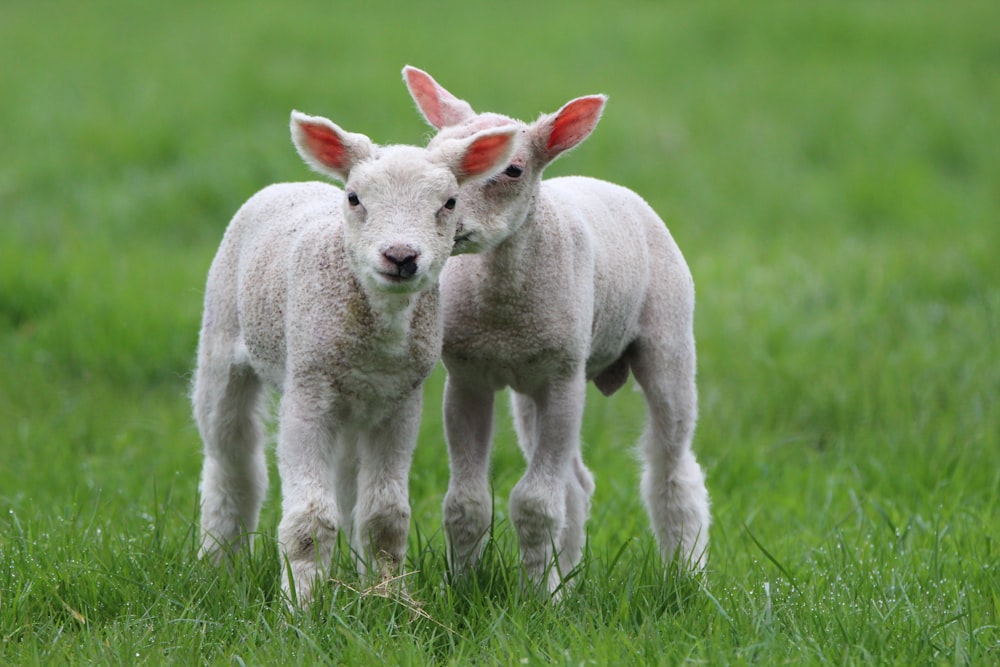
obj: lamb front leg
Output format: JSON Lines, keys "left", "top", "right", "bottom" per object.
{"left": 442, "top": 375, "right": 496, "bottom": 578}
{"left": 509, "top": 372, "right": 589, "bottom": 596}
{"left": 275, "top": 390, "right": 342, "bottom": 606}
{"left": 352, "top": 393, "right": 420, "bottom": 580}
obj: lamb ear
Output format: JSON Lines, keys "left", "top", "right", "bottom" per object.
{"left": 402, "top": 65, "right": 476, "bottom": 129}
{"left": 532, "top": 94, "right": 607, "bottom": 165}
{"left": 290, "top": 111, "right": 374, "bottom": 182}
{"left": 438, "top": 126, "right": 518, "bottom": 184}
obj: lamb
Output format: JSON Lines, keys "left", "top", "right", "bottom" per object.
{"left": 402, "top": 66, "right": 711, "bottom": 594}
{"left": 193, "top": 109, "right": 516, "bottom": 604}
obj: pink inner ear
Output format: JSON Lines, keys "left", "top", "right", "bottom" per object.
{"left": 405, "top": 68, "right": 472, "bottom": 128}
{"left": 420, "top": 94, "right": 450, "bottom": 129}
{"left": 301, "top": 122, "right": 349, "bottom": 170}
{"left": 546, "top": 96, "right": 605, "bottom": 154}
{"left": 461, "top": 133, "right": 512, "bottom": 177}
{"left": 406, "top": 72, "right": 439, "bottom": 117}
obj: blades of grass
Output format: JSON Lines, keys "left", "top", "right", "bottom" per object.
{"left": 743, "top": 524, "right": 800, "bottom": 591}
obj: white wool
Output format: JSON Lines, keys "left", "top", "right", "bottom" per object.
{"left": 193, "top": 110, "right": 514, "bottom": 605}
{"left": 404, "top": 66, "right": 711, "bottom": 595}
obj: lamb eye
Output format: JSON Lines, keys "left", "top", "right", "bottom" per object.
{"left": 504, "top": 165, "right": 523, "bottom": 178}
{"left": 347, "top": 192, "right": 360, "bottom": 207}
{"left": 444, "top": 197, "right": 457, "bottom": 210}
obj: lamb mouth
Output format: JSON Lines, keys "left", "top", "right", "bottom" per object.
{"left": 374, "top": 271, "right": 423, "bottom": 294}
{"left": 453, "top": 232, "right": 473, "bottom": 249}
{"left": 377, "top": 271, "right": 416, "bottom": 283}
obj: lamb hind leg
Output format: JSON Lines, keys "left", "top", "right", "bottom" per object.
{"left": 631, "top": 335, "right": 710, "bottom": 571}
{"left": 559, "top": 454, "right": 594, "bottom": 579}
{"left": 194, "top": 355, "right": 268, "bottom": 564}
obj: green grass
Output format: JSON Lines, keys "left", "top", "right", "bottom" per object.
{"left": 2, "top": 0, "right": 998, "bottom": 664}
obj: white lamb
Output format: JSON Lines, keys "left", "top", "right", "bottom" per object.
{"left": 193, "top": 109, "right": 516, "bottom": 604}
{"left": 403, "top": 66, "right": 711, "bottom": 594}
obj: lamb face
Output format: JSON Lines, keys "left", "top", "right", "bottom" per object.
{"left": 403, "top": 66, "right": 605, "bottom": 255}
{"left": 340, "top": 147, "right": 460, "bottom": 296}
{"left": 429, "top": 115, "right": 538, "bottom": 254}
{"left": 291, "top": 111, "right": 518, "bottom": 296}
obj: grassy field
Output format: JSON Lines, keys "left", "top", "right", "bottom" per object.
{"left": 2, "top": 0, "right": 998, "bottom": 663}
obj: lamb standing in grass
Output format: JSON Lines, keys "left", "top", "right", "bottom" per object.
{"left": 403, "top": 66, "right": 711, "bottom": 594}
{"left": 193, "top": 110, "right": 516, "bottom": 604}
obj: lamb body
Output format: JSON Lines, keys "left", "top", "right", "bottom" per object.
{"left": 193, "top": 111, "right": 515, "bottom": 604}
{"left": 404, "top": 67, "right": 711, "bottom": 594}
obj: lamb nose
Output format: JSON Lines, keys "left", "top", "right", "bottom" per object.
{"left": 384, "top": 245, "right": 419, "bottom": 278}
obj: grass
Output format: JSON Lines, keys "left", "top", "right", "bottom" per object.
{"left": 2, "top": 0, "right": 998, "bottom": 664}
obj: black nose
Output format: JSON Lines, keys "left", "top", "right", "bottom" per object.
{"left": 383, "top": 245, "right": 419, "bottom": 278}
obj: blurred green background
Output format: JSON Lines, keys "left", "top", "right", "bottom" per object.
{"left": 1, "top": 0, "right": 998, "bottom": 663}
